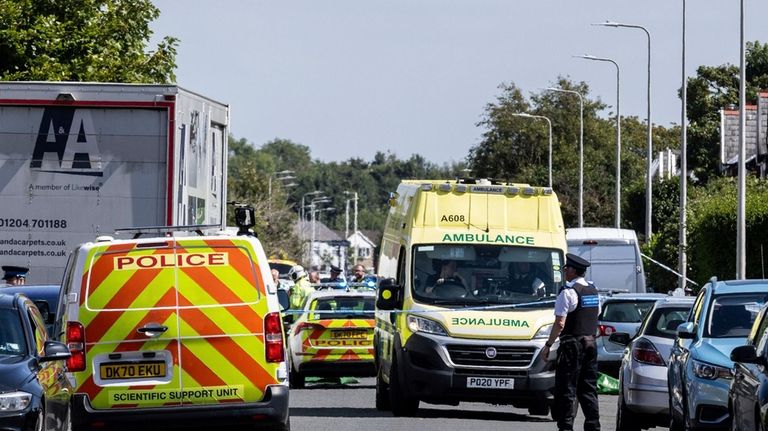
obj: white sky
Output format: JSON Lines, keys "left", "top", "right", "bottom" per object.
{"left": 151, "top": 0, "right": 768, "bottom": 164}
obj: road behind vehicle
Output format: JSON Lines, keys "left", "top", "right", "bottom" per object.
{"left": 611, "top": 296, "right": 694, "bottom": 430}
{"left": 596, "top": 293, "right": 667, "bottom": 375}
{"left": 60, "top": 221, "right": 290, "bottom": 431}
{"left": 375, "top": 178, "right": 567, "bottom": 418}
{"left": 566, "top": 227, "right": 646, "bottom": 293}
{"left": 668, "top": 278, "right": 768, "bottom": 431}
{"left": 0, "top": 82, "right": 229, "bottom": 284}
{"left": 0, "top": 292, "right": 72, "bottom": 431}
{"left": 728, "top": 300, "right": 768, "bottom": 431}
{"left": 287, "top": 290, "right": 376, "bottom": 388}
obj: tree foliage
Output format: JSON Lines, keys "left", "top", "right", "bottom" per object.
{"left": 0, "top": 0, "right": 177, "bottom": 82}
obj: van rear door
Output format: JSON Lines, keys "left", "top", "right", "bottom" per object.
{"left": 175, "top": 238, "right": 280, "bottom": 406}
{"left": 79, "top": 240, "right": 182, "bottom": 409}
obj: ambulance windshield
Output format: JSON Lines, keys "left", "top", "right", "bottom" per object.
{"left": 412, "top": 244, "right": 564, "bottom": 306}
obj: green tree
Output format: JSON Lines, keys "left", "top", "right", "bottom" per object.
{"left": 0, "top": 0, "right": 177, "bottom": 82}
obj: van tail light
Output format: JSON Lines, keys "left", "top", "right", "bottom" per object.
{"left": 264, "top": 312, "right": 284, "bottom": 363}
{"left": 66, "top": 322, "right": 86, "bottom": 372}
{"left": 597, "top": 325, "right": 616, "bottom": 337}
{"left": 632, "top": 338, "right": 665, "bottom": 366}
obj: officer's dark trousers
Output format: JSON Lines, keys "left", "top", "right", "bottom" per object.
{"left": 554, "top": 335, "right": 600, "bottom": 431}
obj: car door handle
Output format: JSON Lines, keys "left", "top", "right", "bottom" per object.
{"left": 137, "top": 323, "right": 168, "bottom": 337}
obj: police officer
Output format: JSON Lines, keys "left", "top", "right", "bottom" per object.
{"left": 288, "top": 265, "right": 313, "bottom": 309}
{"left": 540, "top": 253, "right": 600, "bottom": 431}
{"left": 321, "top": 265, "right": 344, "bottom": 283}
{"left": 2, "top": 266, "right": 28, "bottom": 286}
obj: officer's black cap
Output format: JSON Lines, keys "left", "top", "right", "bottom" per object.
{"left": 330, "top": 265, "right": 342, "bottom": 273}
{"left": 563, "top": 253, "right": 590, "bottom": 272}
{"left": 2, "top": 265, "right": 29, "bottom": 280}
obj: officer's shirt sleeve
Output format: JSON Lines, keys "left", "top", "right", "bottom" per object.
{"left": 554, "top": 289, "right": 579, "bottom": 317}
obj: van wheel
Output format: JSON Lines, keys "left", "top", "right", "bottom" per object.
{"left": 388, "top": 354, "right": 419, "bottom": 416}
{"left": 527, "top": 403, "right": 549, "bottom": 416}
{"left": 263, "top": 418, "right": 290, "bottom": 431}
{"left": 375, "top": 364, "right": 391, "bottom": 411}
{"left": 289, "top": 365, "right": 305, "bottom": 389}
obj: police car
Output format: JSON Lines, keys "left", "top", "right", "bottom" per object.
{"left": 286, "top": 290, "right": 376, "bottom": 388}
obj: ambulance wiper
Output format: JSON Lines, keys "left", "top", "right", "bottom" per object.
{"left": 430, "top": 298, "right": 486, "bottom": 307}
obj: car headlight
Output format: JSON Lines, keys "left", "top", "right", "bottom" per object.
{"left": 407, "top": 315, "right": 448, "bottom": 336}
{"left": 692, "top": 360, "right": 733, "bottom": 380}
{"left": 534, "top": 324, "right": 553, "bottom": 339}
{"left": 0, "top": 391, "right": 32, "bottom": 412}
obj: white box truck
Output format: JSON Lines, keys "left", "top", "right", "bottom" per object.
{"left": 0, "top": 82, "right": 229, "bottom": 283}
{"left": 566, "top": 227, "right": 647, "bottom": 293}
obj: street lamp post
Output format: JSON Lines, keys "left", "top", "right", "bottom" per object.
{"left": 680, "top": 0, "right": 688, "bottom": 289}
{"left": 544, "top": 87, "right": 584, "bottom": 227}
{"left": 737, "top": 0, "right": 746, "bottom": 279}
{"left": 268, "top": 170, "right": 297, "bottom": 213}
{"left": 343, "top": 191, "right": 359, "bottom": 264}
{"left": 308, "top": 198, "right": 332, "bottom": 269}
{"left": 511, "top": 113, "right": 553, "bottom": 188}
{"left": 577, "top": 54, "right": 622, "bottom": 228}
{"left": 594, "top": 21, "right": 653, "bottom": 239}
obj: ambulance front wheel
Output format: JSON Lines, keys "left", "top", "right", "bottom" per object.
{"left": 375, "top": 364, "right": 391, "bottom": 411}
{"left": 388, "top": 354, "right": 419, "bottom": 416}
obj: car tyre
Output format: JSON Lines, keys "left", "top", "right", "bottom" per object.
{"left": 263, "top": 418, "right": 291, "bottom": 431}
{"left": 616, "top": 387, "right": 641, "bottom": 431}
{"left": 289, "top": 364, "right": 305, "bottom": 389}
{"left": 375, "top": 364, "right": 391, "bottom": 411}
{"left": 388, "top": 354, "right": 419, "bottom": 416}
{"left": 527, "top": 403, "right": 549, "bottom": 416}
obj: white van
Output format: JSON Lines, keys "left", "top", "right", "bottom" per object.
{"left": 565, "top": 227, "right": 647, "bottom": 293}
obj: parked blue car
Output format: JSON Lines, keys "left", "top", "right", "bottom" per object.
{"left": 668, "top": 278, "right": 768, "bottom": 430}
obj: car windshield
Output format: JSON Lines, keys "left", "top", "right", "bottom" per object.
{"left": 706, "top": 293, "right": 767, "bottom": 338}
{"left": 599, "top": 300, "right": 655, "bottom": 323}
{"left": 411, "top": 244, "right": 564, "bottom": 307}
{"left": 310, "top": 296, "right": 374, "bottom": 320}
{"left": 0, "top": 309, "right": 27, "bottom": 356}
{"left": 643, "top": 306, "right": 692, "bottom": 339}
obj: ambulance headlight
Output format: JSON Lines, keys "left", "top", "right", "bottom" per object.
{"left": 533, "top": 324, "right": 553, "bottom": 339}
{"left": 407, "top": 315, "right": 448, "bottom": 336}
{"left": 0, "top": 391, "right": 32, "bottom": 412}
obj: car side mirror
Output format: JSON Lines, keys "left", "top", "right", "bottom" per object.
{"left": 731, "top": 345, "right": 765, "bottom": 365}
{"left": 609, "top": 332, "right": 631, "bottom": 347}
{"left": 376, "top": 278, "right": 401, "bottom": 310}
{"left": 677, "top": 322, "right": 696, "bottom": 339}
{"left": 39, "top": 341, "right": 71, "bottom": 363}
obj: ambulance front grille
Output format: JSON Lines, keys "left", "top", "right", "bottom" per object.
{"left": 446, "top": 345, "right": 537, "bottom": 368}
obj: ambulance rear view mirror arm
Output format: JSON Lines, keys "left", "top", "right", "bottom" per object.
{"left": 376, "top": 278, "right": 402, "bottom": 310}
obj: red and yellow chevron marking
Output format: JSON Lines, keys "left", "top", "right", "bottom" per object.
{"left": 293, "top": 318, "right": 375, "bottom": 365}
{"left": 73, "top": 238, "right": 280, "bottom": 410}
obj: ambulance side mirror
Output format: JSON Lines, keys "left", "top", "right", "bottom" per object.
{"left": 376, "top": 278, "right": 401, "bottom": 310}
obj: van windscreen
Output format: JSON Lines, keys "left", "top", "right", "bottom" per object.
{"left": 411, "top": 244, "right": 564, "bottom": 307}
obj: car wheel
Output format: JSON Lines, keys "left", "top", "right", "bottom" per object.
{"left": 527, "top": 403, "right": 549, "bottom": 416}
{"left": 34, "top": 404, "right": 44, "bottom": 431}
{"left": 375, "top": 364, "right": 391, "bottom": 411}
{"left": 670, "top": 387, "right": 684, "bottom": 431}
{"left": 757, "top": 405, "right": 765, "bottom": 431}
{"left": 289, "top": 363, "right": 305, "bottom": 389}
{"left": 388, "top": 354, "right": 419, "bottom": 417}
{"left": 616, "top": 388, "right": 641, "bottom": 431}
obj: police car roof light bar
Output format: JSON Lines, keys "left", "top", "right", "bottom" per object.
{"left": 114, "top": 224, "right": 224, "bottom": 239}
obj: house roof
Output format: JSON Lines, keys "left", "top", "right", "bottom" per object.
{"left": 294, "top": 220, "right": 342, "bottom": 242}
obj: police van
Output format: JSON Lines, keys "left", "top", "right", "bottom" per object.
{"left": 374, "top": 179, "right": 567, "bottom": 417}
{"left": 59, "top": 210, "right": 290, "bottom": 430}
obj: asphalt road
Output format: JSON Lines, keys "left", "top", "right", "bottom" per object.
{"left": 289, "top": 377, "right": 668, "bottom": 431}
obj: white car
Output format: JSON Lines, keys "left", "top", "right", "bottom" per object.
{"left": 612, "top": 296, "right": 694, "bottom": 431}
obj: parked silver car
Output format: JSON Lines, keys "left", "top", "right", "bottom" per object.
{"left": 597, "top": 293, "right": 667, "bottom": 375}
{"left": 611, "top": 296, "right": 694, "bottom": 430}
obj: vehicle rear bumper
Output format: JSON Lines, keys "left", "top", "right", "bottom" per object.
{"left": 399, "top": 333, "right": 555, "bottom": 407}
{"left": 297, "top": 360, "right": 375, "bottom": 377}
{"left": 71, "top": 385, "right": 289, "bottom": 431}
{"left": 626, "top": 384, "right": 668, "bottom": 414}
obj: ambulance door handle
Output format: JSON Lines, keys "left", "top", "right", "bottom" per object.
{"left": 137, "top": 323, "right": 168, "bottom": 337}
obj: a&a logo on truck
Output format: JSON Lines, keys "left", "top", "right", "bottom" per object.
{"left": 30, "top": 107, "right": 103, "bottom": 176}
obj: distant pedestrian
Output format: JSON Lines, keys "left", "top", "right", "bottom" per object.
{"left": 540, "top": 253, "right": 600, "bottom": 431}
{"left": 2, "top": 266, "right": 28, "bottom": 286}
{"left": 351, "top": 264, "right": 367, "bottom": 283}
{"left": 308, "top": 271, "right": 320, "bottom": 284}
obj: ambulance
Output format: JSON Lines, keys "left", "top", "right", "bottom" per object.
{"left": 374, "top": 179, "right": 567, "bottom": 417}
{"left": 59, "top": 219, "right": 290, "bottom": 430}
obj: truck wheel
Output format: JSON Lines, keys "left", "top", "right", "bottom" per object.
{"left": 375, "top": 365, "right": 391, "bottom": 411}
{"left": 289, "top": 365, "right": 305, "bottom": 389}
{"left": 388, "top": 355, "right": 419, "bottom": 416}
